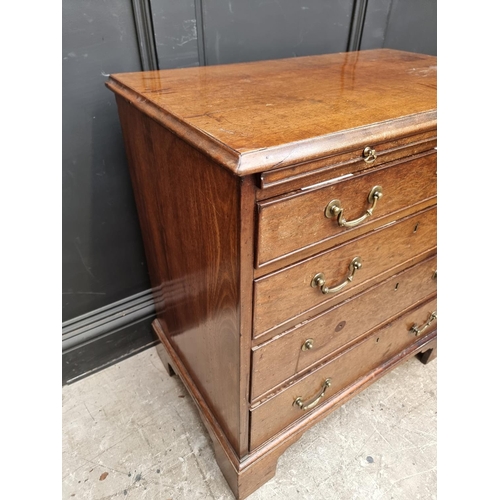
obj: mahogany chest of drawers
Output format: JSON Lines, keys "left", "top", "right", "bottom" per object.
{"left": 107, "top": 48, "right": 437, "bottom": 499}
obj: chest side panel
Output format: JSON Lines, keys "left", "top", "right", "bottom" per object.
{"left": 115, "top": 96, "right": 250, "bottom": 456}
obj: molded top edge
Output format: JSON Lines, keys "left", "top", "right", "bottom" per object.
{"left": 107, "top": 49, "right": 437, "bottom": 176}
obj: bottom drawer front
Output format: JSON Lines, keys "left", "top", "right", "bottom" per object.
{"left": 249, "top": 296, "right": 437, "bottom": 450}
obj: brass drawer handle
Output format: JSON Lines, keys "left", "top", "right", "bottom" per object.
{"left": 363, "top": 146, "right": 377, "bottom": 163}
{"left": 294, "top": 378, "right": 332, "bottom": 411}
{"left": 311, "top": 257, "right": 362, "bottom": 294}
{"left": 325, "top": 185, "right": 383, "bottom": 228}
{"left": 410, "top": 311, "right": 437, "bottom": 336}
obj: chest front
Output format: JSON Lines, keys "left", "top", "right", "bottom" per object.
{"left": 107, "top": 48, "right": 437, "bottom": 499}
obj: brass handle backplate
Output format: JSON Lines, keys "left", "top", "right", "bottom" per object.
{"left": 301, "top": 339, "right": 314, "bottom": 351}
{"left": 363, "top": 146, "right": 377, "bottom": 163}
{"left": 325, "top": 185, "right": 383, "bottom": 228}
{"left": 294, "top": 378, "right": 332, "bottom": 411}
{"left": 410, "top": 311, "right": 437, "bottom": 336}
{"left": 311, "top": 257, "right": 362, "bottom": 294}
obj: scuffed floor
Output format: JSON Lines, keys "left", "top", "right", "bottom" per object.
{"left": 62, "top": 346, "right": 436, "bottom": 500}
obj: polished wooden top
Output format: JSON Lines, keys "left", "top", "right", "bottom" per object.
{"left": 107, "top": 49, "right": 436, "bottom": 175}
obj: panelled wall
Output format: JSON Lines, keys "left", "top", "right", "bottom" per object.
{"left": 62, "top": 0, "right": 437, "bottom": 384}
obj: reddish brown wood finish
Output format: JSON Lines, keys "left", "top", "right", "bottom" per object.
{"left": 253, "top": 206, "right": 437, "bottom": 337}
{"left": 251, "top": 255, "right": 437, "bottom": 401}
{"left": 257, "top": 152, "right": 436, "bottom": 266}
{"left": 253, "top": 202, "right": 436, "bottom": 280}
{"left": 250, "top": 296, "right": 437, "bottom": 450}
{"left": 115, "top": 97, "right": 254, "bottom": 456}
{"left": 106, "top": 49, "right": 436, "bottom": 175}
{"left": 107, "top": 49, "right": 437, "bottom": 500}
{"left": 257, "top": 130, "right": 436, "bottom": 197}
{"left": 155, "top": 312, "right": 436, "bottom": 500}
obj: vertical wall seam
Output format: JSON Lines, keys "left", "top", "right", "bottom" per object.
{"left": 131, "top": 0, "right": 159, "bottom": 71}
{"left": 347, "top": 0, "right": 369, "bottom": 52}
{"left": 382, "top": 0, "right": 396, "bottom": 48}
{"left": 194, "top": 0, "right": 207, "bottom": 66}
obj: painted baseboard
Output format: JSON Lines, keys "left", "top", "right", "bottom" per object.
{"left": 62, "top": 289, "right": 157, "bottom": 385}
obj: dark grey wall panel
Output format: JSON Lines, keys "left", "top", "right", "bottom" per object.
{"left": 359, "top": 0, "right": 392, "bottom": 50}
{"left": 361, "top": 0, "right": 436, "bottom": 55}
{"left": 150, "top": 0, "right": 200, "bottom": 68}
{"left": 201, "top": 0, "right": 355, "bottom": 65}
{"left": 62, "top": 0, "right": 151, "bottom": 321}
{"left": 383, "top": 0, "right": 436, "bottom": 55}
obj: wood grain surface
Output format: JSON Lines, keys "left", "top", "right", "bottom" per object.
{"left": 257, "top": 130, "right": 436, "bottom": 193}
{"left": 106, "top": 48, "right": 438, "bottom": 499}
{"left": 251, "top": 255, "right": 437, "bottom": 401}
{"left": 253, "top": 206, "right": 437, "bottom": 337}
{"left": 250, "top": 296, "right": 437, "bottom": 450}
{"left": 257, "top": 152, "right": 436, "bottom": 266}
{"left": 107, "top": 49, "right": 436, "bottom": 175}
{"left": 115, "top": 96, "right": 252, "bottom": 456}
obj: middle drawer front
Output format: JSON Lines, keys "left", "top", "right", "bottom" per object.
{"left": 253, "top": 206, "right": 436, "bottom": 337}
{"left": 251, "top": 254, "right": 437, "bottom": 401}
{"left": 249, "top": 296, "right": 437, "bottom": 451}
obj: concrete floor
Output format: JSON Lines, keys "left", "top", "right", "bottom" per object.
{"left": 62, "top": 346, "right": 436, "bottom": 500}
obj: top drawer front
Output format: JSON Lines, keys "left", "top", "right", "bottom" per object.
{"left": 253, "top": 206, "right": 436, "bottom": 338}
{"left": 258, "top": 130, "right": 437, "bottom": 193}
{"left": 257, "top": 152, "right": 436, "bottom": 267}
